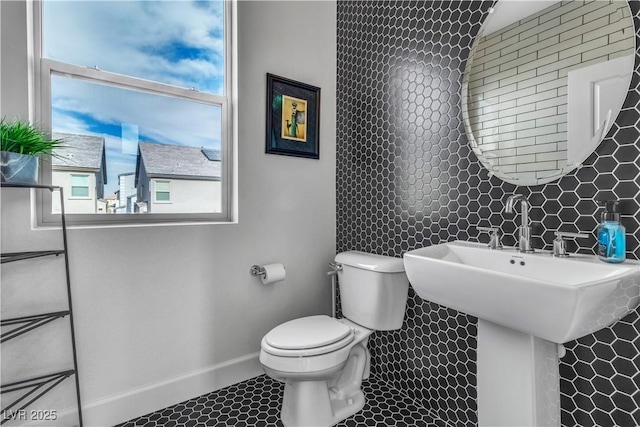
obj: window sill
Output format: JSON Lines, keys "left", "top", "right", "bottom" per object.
{"left": 65, "top": 218, "right": 238, "bottom": 229}
{"left": 37, "top": 210, "right": 234, "bottom": 229}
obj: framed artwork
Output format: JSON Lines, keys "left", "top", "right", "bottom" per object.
{"left": 266, "top": 73, "right": 321, "bottom": 159}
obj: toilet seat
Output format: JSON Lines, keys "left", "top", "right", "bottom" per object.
{"left": 262, "top": 315, "right": 355, "bottom": 357}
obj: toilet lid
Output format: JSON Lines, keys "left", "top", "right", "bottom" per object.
{"left": 264, "top": 315, "right": 353, "bottom": 351}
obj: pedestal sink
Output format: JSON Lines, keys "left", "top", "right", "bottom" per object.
{"left": 403, "top": 241, "right": 640, "bottom": 427}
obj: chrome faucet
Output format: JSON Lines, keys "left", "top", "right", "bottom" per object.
{"left": 505, "top": 194, "right": 534, "bottom": 253}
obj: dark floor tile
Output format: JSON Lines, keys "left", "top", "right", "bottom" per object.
{"left": 116, "top": 374, "right": 445, "bottom": 426}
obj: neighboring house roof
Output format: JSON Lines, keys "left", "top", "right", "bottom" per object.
{"left": 136, "top": 142, "right": 221, "bottom": 181}
{"left": 52, "top": 133, "right": 107, "bottom": 182}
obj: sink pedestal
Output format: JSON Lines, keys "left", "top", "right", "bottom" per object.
{"left": 477, "top": 319, "right": 560, "bottom": 427}
{"left": 403, "top": 241, "right": 640, "bottom": 426}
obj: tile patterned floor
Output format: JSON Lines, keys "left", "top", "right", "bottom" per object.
{"left": 115, "top": 374, "right": 446, "bottom": 426}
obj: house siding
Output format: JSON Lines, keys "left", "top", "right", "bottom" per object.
{"left": 148, "top": 178, "right": 221, "bottom": 213}
{"left": 52, "top": 169, "right": 98, "bottom": 214}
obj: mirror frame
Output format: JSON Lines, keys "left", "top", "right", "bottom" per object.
{"left": 462, "top": 0, "right": 636, "bottom": 186}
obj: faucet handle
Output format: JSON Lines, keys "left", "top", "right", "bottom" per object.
{"left": 477, "top": 226, "right": 502, "bottom": 250}
{"left": 553, "top": 232, "right": 588, "bottom": 257}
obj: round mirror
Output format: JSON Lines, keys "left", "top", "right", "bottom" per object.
{"left": 462, "top": 0, "right": 635, "bottom": 185}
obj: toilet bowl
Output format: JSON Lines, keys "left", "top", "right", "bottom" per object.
{"left": 259, "top": 251, "right": 409, "bottom": 427}
{"left": 260, "top": 316, "right": 372, "bottom": 427}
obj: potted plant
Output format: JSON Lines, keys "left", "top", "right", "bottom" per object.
{"left": 1, "top": 118, "right": 64, "bottom": 185}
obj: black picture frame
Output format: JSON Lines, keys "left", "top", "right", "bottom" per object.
{"left": 265, "top": 73, "right": 321, "bottom": 159}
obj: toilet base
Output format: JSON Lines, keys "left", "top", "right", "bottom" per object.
{"left": 281, "top": 379, "right": 365, "bottom": 427}
{"left": 276, "top": 343, "right": 371, "bottom": 427}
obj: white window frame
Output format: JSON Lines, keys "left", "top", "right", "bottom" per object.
{"left": 33, "top": 0, "right": 235, "bottom": 227}
{"left": 154, "top": 180, "right": 171, "bottom": 203}
{"left": 70, "top": 174, "right": 90, "bottom": 199}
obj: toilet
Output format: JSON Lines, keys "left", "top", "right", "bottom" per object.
{"left": 259, "top": 251, "right": 409, "bottom": 427}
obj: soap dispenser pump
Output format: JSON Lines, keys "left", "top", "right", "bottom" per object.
{"left": 597, "top": 200, "right": 626, "bottom": 263}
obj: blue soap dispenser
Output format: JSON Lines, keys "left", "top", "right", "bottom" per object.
{"left": 597, "top": 200, "right": 626, "bottom": 263}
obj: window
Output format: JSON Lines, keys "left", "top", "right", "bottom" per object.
{"left": 155, "top": 181, "right": 171, "bottom": 202}
{"left": 36, "top": 0, "right": 233, "bottom": 225}
{"left": 70, "top": 174, "right": 89, "bottom": 198}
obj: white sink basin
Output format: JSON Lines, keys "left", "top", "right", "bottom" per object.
{"left": 403, "top": 240, "right": 640, "bottom": 343}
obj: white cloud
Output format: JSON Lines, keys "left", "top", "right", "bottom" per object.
{"left": 44, "top": 0, "right": 225, "bottom": 93}
{"left": 51, "top": 109, "right": 94, "bottom": 135}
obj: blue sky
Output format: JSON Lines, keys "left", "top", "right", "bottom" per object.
{"left": 44, "top": 0, "right": 225, "bottom": 195}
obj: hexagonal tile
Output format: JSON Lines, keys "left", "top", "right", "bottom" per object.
{"left": 336, "top": 1, "right": 640, "bottom": 426}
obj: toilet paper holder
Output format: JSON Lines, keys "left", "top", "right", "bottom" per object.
{"left": 250, "top": 263, "right": 286, "bottom": 285}
{"left": 250, "top": 265, "right": 266, "bottom": 278}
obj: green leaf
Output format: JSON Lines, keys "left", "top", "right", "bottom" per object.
{"left": 0, "top": 118, "right": 65, "bottom": 156}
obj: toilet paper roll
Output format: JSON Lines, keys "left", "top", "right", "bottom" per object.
{"left": 261, "top": 263, "right": 286, "bottom": 285}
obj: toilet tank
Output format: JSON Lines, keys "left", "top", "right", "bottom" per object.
{"left": 334, "top": 251, "right": 409, "bottom": 330}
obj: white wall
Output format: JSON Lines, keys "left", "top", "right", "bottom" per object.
{"left": 0, "top": 0, "right": 31, "bottom": 120}
{"left": 0, "top": 1, "right": 337, "bottom": 425}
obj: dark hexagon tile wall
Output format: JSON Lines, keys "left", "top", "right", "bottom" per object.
{"left": 336, "top": 1, "right": 640, "bottom": 426}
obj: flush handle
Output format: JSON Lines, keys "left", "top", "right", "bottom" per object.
{"left": 327, "top": 261, "right": 343, "bottom": 276}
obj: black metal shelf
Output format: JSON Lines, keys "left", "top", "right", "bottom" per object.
{"left": 1, "top": 311, "right": 71, "bottom": 343}
{"left": 1, "top": 250, "right": 65, "bottom": 264}
{"left": 0, "top": 184, "right": 83, "bottom": 426}
{"left": 1, "top": 370, "right": 76, "bottom": 426}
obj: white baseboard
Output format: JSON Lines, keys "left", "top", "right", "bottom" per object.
{"left": 38, "top": 352, "right": 263, "bottom": 427}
